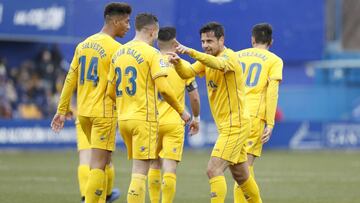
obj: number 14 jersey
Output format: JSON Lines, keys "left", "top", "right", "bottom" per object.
{"left": 57, "top": 33, "right": 120, "bottom": 118}
{"left": 237, "top": 48, "right": 283, "bottom": 120}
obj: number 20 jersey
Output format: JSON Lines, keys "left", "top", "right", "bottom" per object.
{"left": 109, "top": 40, "right": 167, "bottom": 122}
{"left": 237, "top": 48, "right": 283, "bottom": 120}
{"left": 67, "top": 33, "right": 120, "bottom": 117}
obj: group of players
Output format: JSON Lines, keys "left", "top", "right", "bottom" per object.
{"left": 51, "top": 2, "right": 283, "bottom": 203}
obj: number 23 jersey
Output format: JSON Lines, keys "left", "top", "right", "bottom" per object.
{"left": 108, "top": 40, "right": 167, "bottom": 122}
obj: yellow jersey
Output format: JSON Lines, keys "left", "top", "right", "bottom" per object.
{"left": 108, "top": 40, "right": 167, "bottom": 122}
{"left": 189, "top": 48, "right": 248, "bottom": 130}
{"left": 57, "top": 33, "right": 120, "bottom": 117}
{"left": 158, "top": 57, "right": 195, "bottom": 125}
{"left": 237, "top": 48, "right": 283, "bottom": 120}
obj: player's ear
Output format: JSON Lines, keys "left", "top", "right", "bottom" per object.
{"left": 269, "top": 39, "right": 274, "bottom": 47}
{"left": 251, "top": 36, "right": 256, "bottom": 46}
{"left": 219, "top": 36, "right": 225, "bottom": 44}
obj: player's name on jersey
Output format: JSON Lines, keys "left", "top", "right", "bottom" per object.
{"left": 238, "top": 51, "right": 268, "bottom": 61}
{"left": 113, "top": 47, "right": 144, "bottom": 64}
{"left": 81, "top": 42, "right": 107, "bottom": 58}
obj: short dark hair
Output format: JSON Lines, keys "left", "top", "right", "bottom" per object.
{"left": 158, "top": 27, "right": 176, "bottom": 41}
{"left": 135, "top": 13, "right": 158, "bottom": 31}
{"left": 199, "top": 22, "right": 224, "bottom": 39}
{"left": 252, "top": 23, "right": 272, "bottom": 45}
{"left": 104, "top": 2, "right": 132, "bottom": 19}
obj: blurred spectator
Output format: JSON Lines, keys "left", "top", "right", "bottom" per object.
{"left": 0, "top": 59, "right": 17, "bottom": 119}
{"left": 0, "top": 44, "right": 67, "bottom": 119}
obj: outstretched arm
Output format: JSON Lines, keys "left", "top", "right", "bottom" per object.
{"left": 176, "top": 43, "right": 233, "bottom": 72}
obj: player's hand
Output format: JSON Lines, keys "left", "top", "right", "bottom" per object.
{"left": 167, "top": 52, "right": 180, "bottom": 65}
{"left": 51, "top": 113, "right": 66, "bottom": 133}
{"left": 174, "top": 40, "right": 191, "bottom": 55}
{"left": 180, "top": 110, "right": 191, "bottom": 124}
{"left": 188, "top": 117, "right": 200, "bottom": 136}
{"left": 261, "top": 126, "right": 273, "bottom": 143}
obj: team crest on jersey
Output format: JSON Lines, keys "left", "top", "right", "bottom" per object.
{"left": 95, "top": 189, "right": 103, "bottom": 196}
{"left": 159, "top": 59, "right": 168, "bottom": 68}
{"left": 208, "top": 80, "right": 218, "bottom": 90}
{"left": 140, "top": 146, "right": 146, "bottom": 152}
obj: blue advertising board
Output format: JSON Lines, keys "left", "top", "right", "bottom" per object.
{"left": 1, "top": 120, "right": 359, "bottom": 150}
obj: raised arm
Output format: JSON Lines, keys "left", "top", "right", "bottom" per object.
{"left": 176, "top": 43, "right": 234, "bottom": 72}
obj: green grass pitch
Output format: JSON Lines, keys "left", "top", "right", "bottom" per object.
{"left": 0, "top": 150, "right": 359, "bottom": 203}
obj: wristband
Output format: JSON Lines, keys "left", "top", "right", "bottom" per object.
{"left": 193, "top": 116, "right": 200, "bottom": 122}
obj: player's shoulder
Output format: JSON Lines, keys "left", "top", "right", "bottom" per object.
{"left": 236, "top": 48, "right": 253, "bottom": 56}
{"left": 220, "top": 47, "right": 237, "bottom": 59}
{"left": 267, "top": 51, "right": 283, "bottom": 63}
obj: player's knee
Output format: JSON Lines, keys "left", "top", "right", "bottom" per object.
{"left": 233, "top": 172, "right": 248, "bottom": 185}
{"left": 206, "top": 166, "right": 222, "bottom": 178}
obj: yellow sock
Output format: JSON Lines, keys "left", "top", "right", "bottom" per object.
{"left": 99, "top": 171, "right": 108, "bottom": 203}
{"left": 162, "top": 173, "right": 176, "bottom": 203}
{"left": 233, "top": 182, "right": 247, "bottom": 203}
{"left": 106, "top": 165, "right": 115, "bottom": 196}
{"left": 148, "top": 168, "right": 161, "bottom": 203}
{"left": 239, "top": 176, "right": 262, "bottom": 203}
{"left": 209, "top": 176, "right": 227, "bottom": 203}
{"left": 127, "top": 173, "right": 146, "bottom": 203}
{"left": 78, "top": 165, "right": 90, "bottom": 198}
{"left": 249, "top": 165, "right": 255, "bottom": 179}
{"left": 85, "top": 169, "right": 105, "bottom": 203}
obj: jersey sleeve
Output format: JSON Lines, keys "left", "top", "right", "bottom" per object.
{"left": 269, "top": 58, "right": 283, "bottom": 81}
{"left": 151, "top": 51, "right": 168, "bottom": 79}
{"left": 188, "top": 48, "right": 236, "bottom": 72}
{"left": 57, "top": 46, "right": 79, "bottom": 115}
{"left": 192, "top": 61, "right": 206, "bottom": 77}
{"left": 106, "top": 55, "right": 117, "bottom": 101}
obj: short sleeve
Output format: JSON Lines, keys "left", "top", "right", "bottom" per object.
{"left": 151, "top": 51, "right": 168, "bottom": 79}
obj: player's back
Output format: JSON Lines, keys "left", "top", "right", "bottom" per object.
{"left": 237, "top": 47, "right": 283, "bottom": 119}
{"left": 158, "top": 57, "right": 192, "bottom": 125}
{"left": 111, "top": 40, "right": 167, "bottom": 122}
{"left": 75, "top": 33, "right": 120, "bottom": 117}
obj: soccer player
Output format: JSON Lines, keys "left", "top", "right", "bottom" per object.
{"left": 51, "top": 3, "right": 132, "bottom": 203}
{"left": 233, "top": 23, "right": 283, "bottom": 202}
{"left": 147, "top": 27, "right": 200, "bottom": 203}
{"left": 107, "top": 14, "right": 191, "bottom": 203}
{"left": 167, "top": 22, "right": 262, "bottom": 203}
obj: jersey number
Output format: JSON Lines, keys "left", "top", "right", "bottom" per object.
{"left": 115, "top": 66, "right": 137, "bottom": 97}
{"left": 79, "top": 56, "right": 99, "bottom": 87}
{"left": 241, "top": 62, "right": 262, "bottom": 87}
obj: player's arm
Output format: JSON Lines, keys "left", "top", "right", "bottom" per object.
{"left": 265, "top": 80, "right": 280, "bottom": 129}
{"left": 106, "top": 61, "right": 117, "bottom": 102}
{"left": 262, "top": 58, "right": 283, "bottom": 143}
{"left": 152, "top": 52, "right": 190, "bottom": 122}
{"left": 176, "top": 43, "right": 233, "bottom": 72}
{"left": 168, "top": 53, "right": 204, "bottom": 79}
{"left": 186, "top": 79, "right": 200, "bottom": 135}
{"left": 154, "top": 76, "right": 189, "bottom": 122}
{"left": 52, "top": 48, "right": 79, "bottom": 132}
